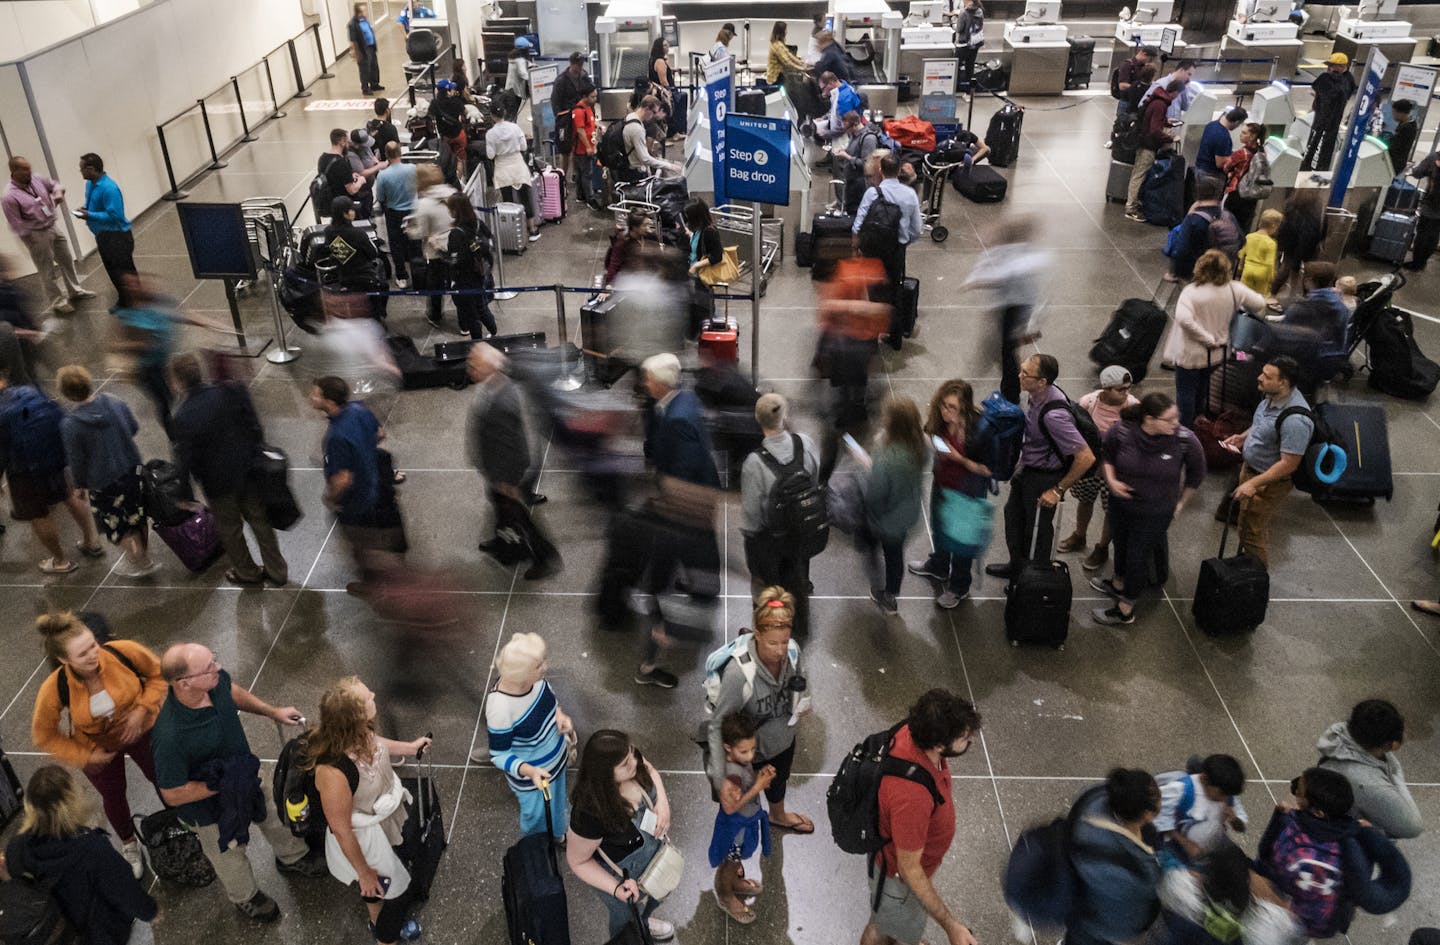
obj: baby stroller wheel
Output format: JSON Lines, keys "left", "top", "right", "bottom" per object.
{"left": 931, "top": 225, "right": 949, "bottom": 243}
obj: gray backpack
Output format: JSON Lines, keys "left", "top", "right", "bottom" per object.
{"left": 1237, "top": 148, "right": 1273, "bottom": 200}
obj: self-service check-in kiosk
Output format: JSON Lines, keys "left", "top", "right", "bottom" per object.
{"left": 1333, "top": 0, "right": 1418, "bottom": 85}
{"left": 1006, "top": 1, "right": 1069, "bottom": 95}
{"left": 1223, "top": 1, "right": 1303, "bottom": 80}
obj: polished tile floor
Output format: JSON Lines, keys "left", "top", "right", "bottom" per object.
{"left": 3, "top": 25, "right": 1440, "bottom": 945}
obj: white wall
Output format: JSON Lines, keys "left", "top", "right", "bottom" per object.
{"left": 0, "top": 1, "right": 96, "bottom": 62}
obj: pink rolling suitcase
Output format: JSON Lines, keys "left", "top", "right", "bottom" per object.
{"left": 540, "top": 166, "right": 567, "bottom": 222}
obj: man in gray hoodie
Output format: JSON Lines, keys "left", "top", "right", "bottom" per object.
{"left": 1317, "top": 699, "right": 1423, "bottom": 840}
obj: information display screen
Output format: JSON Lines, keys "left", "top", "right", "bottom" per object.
{"left": 177, "top": 202, "right": 255, "bottom": 279}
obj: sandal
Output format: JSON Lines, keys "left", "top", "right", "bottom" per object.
{"left": 75, "top": 541, "right": 105, "bottom": 558}
{"left": 735, "top": 877, "right": 763, "bottom": 896}
{"left": 713, "top": 890, "right": 756, "bottom": 924}
{"left": 225, "top": 568, "right": 264, "bottom": 586}
{"left": 768, "top": 812, "right": 815, "bottom": 834}
{"left": 39, "top": 558, "right": 78, "bottom": 574}
{"left": 1055, "top": 534, "right": 1086, "bottom": 554}
{"left": 1411, "top": 600, "right": 1440, "bottom": 618}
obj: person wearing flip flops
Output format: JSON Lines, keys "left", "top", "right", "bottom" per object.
{"left": 708, "top": 712, "right": 773, "bottom": 923}
{"left": 0, "top": 365, "right": 102, "bottom": 574}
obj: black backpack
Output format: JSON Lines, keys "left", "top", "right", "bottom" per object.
{"left": 1276, "top": 406, "right": 1346, "bottom": 495}
{"left": 141, "top": 458, "right": 193, "bottom": 528}
{"left": 827, "top": 722, "right": 942, "bottom": 857}
{"left": 1038, "top": 390, "right": 1103, "bottom": 479}
{"left": 857, "top": 188, "right": 903, "bottom": 258}
{"left": 598, "top": 118, "right": 640, "bottom": 174}
{"left": 311, "top": 153, "right": 340, "bottom": 220}
{"left": 757, "top": 434, "right": 829, "bottom": 559}
{"left": 0, "top": 875, "right": 74, "bottom": 945}
{"left": 273, "top": 732, "right": 358, "bottom": 838}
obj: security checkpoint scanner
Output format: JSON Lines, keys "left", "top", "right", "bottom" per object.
{"left": 1115, "top": 0, "right": 1183, "bottom": 46}
{"left": 830, "top": 0, "right": 906, "bottom": 82}
{"left": 1006, "top": 1, "right": 1069, "bottom": 44}
{"left": 596, "top": 0, "right": 663, "bottom": 88}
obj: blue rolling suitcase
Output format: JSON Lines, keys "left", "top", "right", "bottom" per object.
{"left": 1306, "top": 403, "right": 1393, "bottom": 504}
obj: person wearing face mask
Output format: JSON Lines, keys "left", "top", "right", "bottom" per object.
{"left": 861, "top": 688, "right": 982, "bottom": 945}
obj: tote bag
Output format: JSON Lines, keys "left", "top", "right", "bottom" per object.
{"left": 935, "top": 488, "right": 994, "bottom": 558}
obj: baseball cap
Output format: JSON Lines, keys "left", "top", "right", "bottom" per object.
{"left": 331, "top": 195, "right": 355, "bottom": 219}
{"left": 435, "top": 78, "right": 457, "bottom": 91}
{"left": 350, "top": 128, "right": 374, "bottom": 147}
{"left": 1327, "top": 52, "right": 1349, "bottom": 67}
{"left": 569, "top": 51, "right": 585, "bottom": 63}
{"left": 514, "top": 36, "right": 533, "bottom": 49}
{"left": 1099, "top": 365, "right": 1133, "bottom": 389}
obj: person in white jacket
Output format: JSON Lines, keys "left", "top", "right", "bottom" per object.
{"left": 486, "top": 105, "right": 542, "bottom": 243}
{"left": 311, "top": 677, "right": 432, "bottom": 945}
{"left": 1317, "top": 699, "right": 1424, "bottom": 840}
{"left": 1162, "top": 249, "right": 1265, "bottom": 429}
{"left": 402, "top": 163, "right": 457, "bottom": 329}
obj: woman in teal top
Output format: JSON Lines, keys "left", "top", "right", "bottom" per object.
{"left": 861, "top": 395, "right": 927, "bottom": 616}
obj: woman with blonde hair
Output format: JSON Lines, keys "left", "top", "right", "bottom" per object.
{"left": 1, "top": 764, "right": 158, "bottom": 945}
{"left": 30, "top": 610, "right": 166, "bottom": 879}
{"left": 1161, "top": 248, "right": 1265, "bottom": 429}
{"left": 484, "top": 632, "right": 575, "bottom": 837}
{"left": 910, "top": 380, "right": 993, "bottom": 608}
{"left": 309, "top": 677, "right": 431, "bottom": 945}
{"left": 860, "top": 396, "right": 927, "bottom": 615}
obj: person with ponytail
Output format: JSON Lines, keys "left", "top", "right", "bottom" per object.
{"left": 1090, "top": 392, "right": 1206, "bottom": 625}
{"left": 30, "top": 610, "right": 166, "bottom": 879}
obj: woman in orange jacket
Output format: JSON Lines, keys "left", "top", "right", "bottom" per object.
{"left": 30, "top": 611, "right": 167, "bottom": 878}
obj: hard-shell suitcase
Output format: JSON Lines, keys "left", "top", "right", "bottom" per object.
{"left": 540, "top": 166, "right": 567, "bottom": 221}
{"left": 502, "top": 785, "right": 570, "bottom": 945}
{"left": 1307, "top": 403, "right": 1393, "bottom": 503}
{"left": 399, "top": 749, "right": 446, "bottom": 901}
{"left": 528, "top": 171, "right": 545, "bottom": 220}
{"left": 810, "top": 212, "right": 854, "bottom": 281}
{"left": 497, "top": 201, "right": 528, "bottom": 254}
{"left": 736, "top": 88, "right": 768, "bottom": 115}
{"left": 985, "top": 104, "right": 1023, "bottom": 168}
{"left": 1192, "top": 495, "right": 1269, "bottom": 635}
{"left": 1384, "top": 176, "right": 1419, "bottom": 212}
{"left": 1090, "top": 298, "right": 1167, "bottom": 383}
{"left": 894, "top": 276, "right": 920, "bottom": 338}
{"left": 951, "top": 164, "right": 1008, "bottom": 203}
{"left": 581, "top": 296, "right": 631, "bottom": 386}
{"left": 1004, "top": 509, "right": 1070, "bottom": 649}
{"left": 699, "top": 315, "right": 740, "bottom": 362}
{"left": 1368, "top": 210, "right": 1415, "bottom": 265}
{"left": 1106, "top": 158, "right": 1133, "bottom": 203}
{"left": 155, "top": 506, "right": 222, "bottom": 573}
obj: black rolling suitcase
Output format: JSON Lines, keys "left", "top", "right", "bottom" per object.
{"left": 735, "top": 88, "right": 767, "bottom": 115}
{"left": 811, "top": 212, "right": 854, "bottom": 281}
{"left": 387, "top": 336, "right": 468, "bottom": 390}
{"left": 1192, "top": 496, "right": 1268, "bottom": 635}
{"left": 951, "top": 164, "right": 1008, "bottom": 203}
{"left": 398, "top": 748, "right": 447, "bottom": 901}
{"left": 1004, "top": 508, "right": 1071, "bottom": 649}
{"left": 1090, "top": 298, "right": 1167, "bottom": 383}
{"left": 1368, "top": 211, "right": 1416, "bottom": 265}
{"left": 1065, "top": 36, "right": 1095, "bottom": 89}
{"left": 604, "top": 899, "right": 656, "bottom": 945}
{"left": 502, "top": 785, "right": 570, "bottom": 945}
{"left": 1305, "top": 403, "right": 1393, "bottom": 503}
{"left": 894, "top": 276, "right": 920, "bottom": 338}
{"left": 986, "top": 103, "right": 1023, "bottom": 168}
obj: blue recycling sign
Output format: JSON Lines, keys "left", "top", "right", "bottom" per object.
{"left": 724, "top": 113, "right": 792, "bottom": 205}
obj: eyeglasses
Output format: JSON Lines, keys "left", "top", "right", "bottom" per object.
{"left": 1018, "top": 371, "right": 1039, "bottom": 379}
{"left": 179, "top": 659, "right": 221, "bottom": 682}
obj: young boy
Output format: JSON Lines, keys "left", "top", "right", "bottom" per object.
{"left": 1154, "top": 753, "right": 1248, "bottom": 859}
{"left": 573, "top": 84, "right": 599, "bottom": 209}
{"left": 1057, "top": 365, "right": 1139, "bottom": 571}
{"left": 708, "top": 712, "right": 773, "bottom": 924}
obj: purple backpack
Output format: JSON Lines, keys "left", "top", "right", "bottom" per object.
{"left": 1270, "top": 811, "right": 1346, "bottom": 938}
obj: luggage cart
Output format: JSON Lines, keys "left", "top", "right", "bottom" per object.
{"left": 918, "top": 150, "right": 969, "bottom": 244}
{"left": 712, "top": 204, "right": 781, "bottom": 298}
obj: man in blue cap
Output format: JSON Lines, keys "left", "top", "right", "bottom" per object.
{"left": 348, "top": 3, "right": 384, "bottom": 94}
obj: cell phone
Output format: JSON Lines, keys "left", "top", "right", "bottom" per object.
{"left": 931, "top": 434, "right": 951, "bottom": 454}
{"left": 1221, "top": 439, "right": 1241, "bottom": 453}
{"left": 378, "top": 874, "right": 392, "bottom": 894}
{"left": 842, "top": 433, "right": 862, "bottom": 454}
{"left": 71, "top": 210, "right": 85, "bottom": 218}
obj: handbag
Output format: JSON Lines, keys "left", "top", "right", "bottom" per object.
{"left": 935, "top": 488, "right": 994, "bottom": 557}
{"left": 697, "top": 246, "right": 741, "bottom": 286}
{"left": 598, "top": 837, "right": 685, "bottom": 902}
{"left": 133, "top": 810, "right": 216, "bottom": 887}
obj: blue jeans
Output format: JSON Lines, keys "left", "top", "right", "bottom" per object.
{"left": 598, "top": 830, "right": 662, "bottom": 938}
{"left": 512, "top": 766, "right": 568, "bottom": 838}
{"left": 1174, "top": 365, "right": 1209, "bottom": 429}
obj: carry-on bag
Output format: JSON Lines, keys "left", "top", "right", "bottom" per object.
{"left": 894, "top": 276, "right": 920, "bottom": 338}
{"left": 1090, "top": 297, "right": 1166, "bottom": 383}
{"left": 1004, "top": 502, "right": 1071, "bottom": 649}
{"left": 1304, "top": 402, "right": 1393, "bottom": 504}
{"left": 142, "top": 458, "right": 194, "bottom": 528}
{"left": 154, "top": 506, "right": 222, "bottom": 573}
{"left": 951, "top": 164, "right": 1008, "bottom": 203}
{"left": 250, "top": 444, "right": 303, "bottom": 531}
{"left": 986, "top": 103, "right": 1024, "bottom": 167}
{"left": 736, "top": 88, "right": 768, "bottom": 115}
{"left": 386, "top": 335, "right": 468, "bottom": 390}
{"left": 497, "top": 202, "right": 528, "bottom": 254}
{"left": 502, "top": 784, "right": 570, "bottom": 945}
{"left": 1191, "top": 494, "right": 1268, "bottom": 635}
{"left": 399, "top": 743, "right": 446, "bottom": 901}
{"left": 540, "top": 166, "right": 567, "bottom": 222}
{"left": 604, "top": 897, "right": 656, "bottom": 945}
{"left": 810, "top": 211, "right": 854, "bottom": 281}
{"left": 1367, "top": 211, "right": 1415, "bottom": 265}
{"left": 1366, "top": 306, "right": 1440, "bottom": 399}
{"left": 699, "top": 315, "right": 740, "bottom": 363}
{"left": 1106, "top": 158, "right": 1133, "bottom": 202}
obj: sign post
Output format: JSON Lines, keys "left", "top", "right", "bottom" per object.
{"left": 529, "top": 62, "right": 561, "bottom": 150}
{"left": 1390, "top": 63, "right": 1437, "bottom": 167}
{"left": 704, "top": 57, "right": 734, "bottom": 206}
{"left": 1329, "top": 47, "right": 1387, "bottom": 208}
{"left": 920, "top": 59, "right": 957, "bottom": 125}
{"left": 724, "top": 113, "right": 792, "bottom": 382}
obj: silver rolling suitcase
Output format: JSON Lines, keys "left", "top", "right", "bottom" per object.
{"left": 497, "top": 202, "right": 528, "bottom": 255}
{"left": 1106, "top": 159, "right": 1133, "bottom": 204}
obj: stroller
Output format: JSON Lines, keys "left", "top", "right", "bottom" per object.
{"left": 1347, "top": 270, "right": 1403, "bottom": 363}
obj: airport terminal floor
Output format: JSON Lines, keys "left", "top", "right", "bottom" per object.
{"left": 4, "top": 21, "right": 1440, "bottom": 945}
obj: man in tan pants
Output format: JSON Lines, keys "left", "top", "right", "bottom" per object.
{"left": 152, "top": 644, "right": 325, "bottom": 922}
{"left": 2, "top": 157, "right": 93, "bottom": 313}
{"left": 1220, "top": 356, "right": 1309, "bottom": 569}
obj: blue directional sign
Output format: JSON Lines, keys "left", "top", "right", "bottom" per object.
{"left": 724, "top": 113, "right": 792, "bottom": 205}
{"left": 704, "top": 58, "right": 733, "bottom": 206}
{"left": 1330, "top": 48, "right": 1387, "bottom": 208}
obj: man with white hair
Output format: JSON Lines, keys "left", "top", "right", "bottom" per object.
{"left": 741, "top": 393, "right": 820, "bottom": 633}
{"left": 467, "top": 342, "right": 559, "bottom": 580}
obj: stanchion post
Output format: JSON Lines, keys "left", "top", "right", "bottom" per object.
{"left": 552, "top": 284, "right": 582, "bottom": 390}
{"left": 313, "top": 24, "right": 335, "bottom": 78}
{"left": 751, "top": 200, "right": 762, "bottom": 384}
{"left": 157, "top": 125, "right": 189, "bottom": 201}
{"left": 233, "top": 77, "right": 258, "bottom": 143}
{"left": 263, "top": 59, "right": 287, "bottom": 119}
{"left": 198, "top": 100, "right": 228, "bottom": 170}
{"left": 289, "top": 39, "right": 313, "bottom": 98}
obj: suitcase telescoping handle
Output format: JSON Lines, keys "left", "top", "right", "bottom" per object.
{"left": 1218, "top": 475, "right": 1242, "bottom": 559}
{"left": 627, "top": 877, "right": 655, "bottom": 945}
{"left": 1029, "top": 496, "right": 1061, "bottom": 562}
{"left": 414, "top": 730, "right": 434, "bottom": 823}
{"left": 540, "top": 781, "right": 562, "bottom": 876}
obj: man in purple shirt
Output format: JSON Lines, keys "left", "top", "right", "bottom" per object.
{"left": 986, "top": 354, "right": 1096, "bottom": 579}
{"left": 2, "top": 157, "right": 94, "bottom": 314}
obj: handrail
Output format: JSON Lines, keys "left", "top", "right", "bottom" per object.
{"left": 156, "top": 23, "right": 332, "bottom": 201}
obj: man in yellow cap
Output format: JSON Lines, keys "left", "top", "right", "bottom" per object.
{"left": 1301, "top": 52, "right": 1357, "bottom": 171}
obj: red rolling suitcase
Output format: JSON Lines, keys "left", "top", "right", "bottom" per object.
{"left": 699, "top": 314, "right": 739, "bottom": 362}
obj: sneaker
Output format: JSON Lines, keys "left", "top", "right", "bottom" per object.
{"left": 275, "top": 852, "right": 328, "bottom": 877}
{"left": 70, "top": 289, "right": 97, "bottom": 300}
{"left": 1082, "top": 547, "right": 1109, "bottom": 572}
{"left": 1088, "top": 576, "right": 1123, "bottom": 599}
{"left": 122, "top": 840, "right": 144, "bottom": 879}
{"left": 528, "top": 232, "right": 542, "bottom": 243}
{"left": 115, "top": 559, "right": 161, "bottom": 579}
{"left": 647, "top": 917, "right": 676, "bottom": 942}
{"left": 1161, "top": 272, "right": 1181, "bottom": 284}
{"left": 395, "top": 277, "right": 409, "bottom": 289}
{"left": 635, "top": 666, "right": 678, "bottom": 689}
{"left": 426, "top": 312, "right": 443, "bottom": 328}
{"left": 869, "top": 588, "right": 899, "bottom": 616}
{"left": 907, "top": 559, "right": 947, "bottom": 581}
{"left": 936, "top": 589, "right": 968, "bottom": 609}
{"left": 1092, "top": 604, "right": 1135, "bottom": 626}
{"left": 1124, "top": 211, "right": 1146, "bottom": 223}
{"left": 236, "top": 891, "right": 280, "bottom": 922}
{"left": 1055, "top": 533, "right": 1087, "bottom": 554}
{"left": 370, "top": 918, "right": 423, "bottom": 941}
{"left": 52, "top": 299, "right": 74, "bottom": 314}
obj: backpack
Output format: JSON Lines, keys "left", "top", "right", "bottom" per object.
{"left": 1237, "top": 148, "right": 1274, "bottom": 200}
{"left": 463, "top": 222, "right": 494, "bottom": 278}
{"left": 826, "top": 722, "right": 942, "bottom": 858}
{"left": 1110, "top": 63, "right": 1125, "bottom": 100}
{"left": 1276, "top": 405, "right": 1347, "bottom": 495}
{"left": 1267, "top": 811, "right": 1348, "bottom": 938}
{"left": 757, "top": 433, "right": 829, "bottom": 559}
{"left": 141, "top": 458, "right": 193, "bottom": 528}
{"left": 976, "top": 391, "right": 1026, "bottom": 487}
{"left": 0, "top": 387, "right": 65, "bottom": 478}
{"left": 311, "top": 153, "right": 340, "bottom": 219}
{"left": 1038, "top": 390, "right": 1103, "bottom": 479}
{"left": 0, "top": 875, "right": 73, "bottom": 945}
{"left": 1003, "top": 787, "right": 1102, "bottom": 930}
{"left": 133, "top": 808, "right": 216, "bottom": 887}
{"left": 700, "top": 630, "right": 802, "bottom": 716}
{"left": 1156, "top": 770, "right": 1199, "bottom": 830}
{"left": 858, "top": 188, "right": 903, "bottom": 258}
{"left": 273, "top": 731, "right": 359, "bottom": 838}
{"left": 1206, "top": 208, "right": 1243, "bottom": 262}
{"left": 598, "top": 118, "right": 640, "bottom": 173}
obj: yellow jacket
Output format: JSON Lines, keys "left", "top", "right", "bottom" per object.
{"left": 767, "top": 41, "right": 809, "bottom": 83}
{"left": 32, "top": 639, "right": 167, "bottom": 768}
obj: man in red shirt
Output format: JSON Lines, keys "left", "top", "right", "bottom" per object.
{"left": 864, "top": 689, "right": 982, "bottom": 945}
